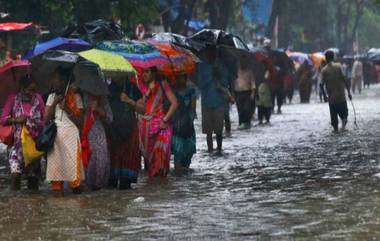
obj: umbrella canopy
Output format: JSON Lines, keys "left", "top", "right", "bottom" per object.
{"left": 23, "top": 37, "right": 92, "bottom": 60}
{"left": 324, "top": 48, "right": 340, "bottom": 60}
{"left": 96, "top": 40, "right": 170, "bottom": 69}
{"left": 0, "top": 22, "right": 35, "bottom": 32}
{"left": 268, "top": 49, "right": 294, "bottom": 73}
{"left": 152, "top": 32, "right": 188, "bottom": 47}
{"left": 147, "top": 40, "right": 199, "bottom": 78}
{"left": 309, "top": 52, "right": 326, "bottom": 68}
{"left": 30, "top": 50, "right": 108, "bottom": 95}
{"left": 187, "top": 29, "right": 249, "bottom": 51}
{"left": 0, "top": 60, "right": 31, "bottom": 105}
{"left": 288, "top": 52, "right": 313, "bottom": 66}
{"left": 367, "top": 48, "right": 380, "bottom": 63}
{"left": 0, "top": 60, "right": 31, "bottom": 82}
{"left": 62, "top": 19, "right": 124, "bottom": 45}
{"left": 78, "top": 49, "right": 136, "bottom": 77}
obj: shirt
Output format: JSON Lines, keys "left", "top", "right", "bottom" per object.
{"left": 321, "top": 62, "right": 347, "bottom": 104}
{"left": 196, "top": 60, "right": 226, "bottom": 108}
{"left": 1, "top": 94, "right": 45, "bottom": 125}
{"left": 234, "top": 67, "right": 256, "bottom": 92}
{"left": 46, "top": 93, "right": 83, "bottom": 127}
{"left": 352, "top": 60, "right": 363, "bottom": 79}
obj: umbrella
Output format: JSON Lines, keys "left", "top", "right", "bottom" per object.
{"left": 0, "top": 60, "right": 31, "bottom": 83}
{"left": 152, "top": 32, "right": 188, "bottom": 47}
{"left": 268, "top": 49, "right": 294, "bottom": 73}
{"left": 367, "top": 48, "right": 380, "bottom": 63}
{"left": 30, "top": 50, "right": 108, "bottom": 95}
{"left": 23, "top": 37, "right": 92, "bottom": 60}
{"left": 78, "top": 49, "right": 136, "bottom": 77}
{"left": 62, "top": 19, "right": 124, "bottom": 45}
{"left": 147, "top": 40, "right": 199, "bottom": 78}
{"left": 0, "top": 60, "right": 31, "bottom": 105}
{"left": 324, "top": 48, "right": 340, "bottom": 60}
{"left": 187, "top": 29, "right": 249, "bottom": 51}
{"left": 0, "top": 22, "right": 35, "bottom": 32}
{"left": 96, "top": 40, "right": 170, "bottom": 69}
{"left": 309, "top": 52, "right": 326, "bottom": 68}
{"left": 288, "top": 52, "right": 313, "bottom": 66}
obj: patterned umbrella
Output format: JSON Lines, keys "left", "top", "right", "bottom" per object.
{"left": 23, "top": 37, "right": 92, "bottom": 60}
{"left": 96, "top": 40, "right": 170, "bottom": 69}
{"left": 147, "top": 40, "right": 199, "bottom": 79}
{"left": 79, "top": 49, "right": 136, "bottom": 77}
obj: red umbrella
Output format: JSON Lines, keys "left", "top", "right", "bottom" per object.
{"left": 0, "top": 22, "right": 35, "bottom": 32}
{"left": 0, "top": 60, "right": 31, "bottom": 106}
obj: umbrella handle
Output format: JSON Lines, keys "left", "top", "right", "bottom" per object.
{"left": 60, "top": 69, "right": 74, "bottom": 120}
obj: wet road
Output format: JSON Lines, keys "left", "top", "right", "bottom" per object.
{"left": 0, "top": 86, "right": 380, "bottom": 241}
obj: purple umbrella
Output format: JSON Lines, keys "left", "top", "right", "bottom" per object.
{"left": 23, "top": 37, "right": 92, "bottom": 59}
{"left": 288, "top": 52, "right": 313, "bottom": 65}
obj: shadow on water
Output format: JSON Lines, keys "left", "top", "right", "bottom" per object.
{"left": 1, "top": 86, "right": 380, "bottom": 240}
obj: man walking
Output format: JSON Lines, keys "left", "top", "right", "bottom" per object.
{"left": 351, "top": 57, "right": 363, "bottom": 94}
{"left": 234, "top": 57, "right": 256, "bottom": 129}
{"left": 320, "top": 51, "right": 352, "bottom": 132}
{"left": 197, "top": 46, "right": 227, "bottom": 154}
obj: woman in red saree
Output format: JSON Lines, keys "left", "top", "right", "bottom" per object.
{"left": 138, "top": 67, "right": 178, "bottom": 177}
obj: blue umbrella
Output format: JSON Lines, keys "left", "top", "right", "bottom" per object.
{"left": 23, "top": 37, "right": 92, "bottom": 60}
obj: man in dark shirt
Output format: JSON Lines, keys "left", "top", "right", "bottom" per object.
{"left": 321, "top": 51, "right": 352, "bottom": 132}
{"left": 197, "top": 46, "right": 228, "bottom": 154}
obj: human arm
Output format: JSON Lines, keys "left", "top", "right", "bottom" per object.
{"left": 120, "top": 93, "right": 145, "bottom": 114}
{"left": 161, "top": 81, "right": 178, "bottom": 128}
{"left": 44, "top": 94, "right": 63, "bottom": 124}
{"left": 0, "top": 95, "right": 26, "bottom": 125}
{"left": 320, "top": 71, "right": 328, "bottom": 102}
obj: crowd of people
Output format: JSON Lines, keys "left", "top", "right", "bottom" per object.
{"left": 0, "top": 35, "right": 379, "bottom": 196}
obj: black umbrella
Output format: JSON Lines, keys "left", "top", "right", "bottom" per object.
{"left": 62, "top": 19, "right": 124, "bottom": 45}
{"left": 187, "top": 29, "right": 249, "bottom": 51}
{"left": 30, "top": 50, "right": 109, "bottom": 95}
{"left": 367, "top": 48, "right": 380, "bottom": 63}
{"left": 271, "top": 49, "right": 294, "bottom": 73}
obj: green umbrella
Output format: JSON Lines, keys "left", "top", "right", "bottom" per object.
{"left": 79, "top": 49, "right": 136, "bottom": 77}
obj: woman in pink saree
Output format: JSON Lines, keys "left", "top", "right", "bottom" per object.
{"left": 137, "top": 67, "right": 178, "bottom": 177}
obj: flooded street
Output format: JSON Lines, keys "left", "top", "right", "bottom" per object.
{"left": 1, "top": 86, "right": 380, "bottom": 241}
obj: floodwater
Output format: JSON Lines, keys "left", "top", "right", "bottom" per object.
{"left": 0, "top": 86, "right": 380, "bottom": 241}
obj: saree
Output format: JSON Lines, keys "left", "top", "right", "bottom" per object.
{"left": 138, "top": 80, "right": 173, "bottom": 177}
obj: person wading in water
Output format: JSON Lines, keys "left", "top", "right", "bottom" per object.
{"left": 320, "top": 51, "right": 352, "bottom": 132}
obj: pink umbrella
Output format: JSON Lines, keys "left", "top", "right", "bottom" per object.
{"left": 0, "top": 60, "right": 31, "bottom": 106}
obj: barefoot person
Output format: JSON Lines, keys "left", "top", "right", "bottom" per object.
{"left": 320, "top": 51, "right": 352, "bottom": 132}
{"left": 196, "top": 45, "right": 227, "bottom": 154}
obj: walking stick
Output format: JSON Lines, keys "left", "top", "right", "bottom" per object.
{"left": 349, "top": 98, "right": 359, "bottom": 128}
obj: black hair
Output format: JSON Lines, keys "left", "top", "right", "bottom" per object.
{"left": 19, "top": 75, "right": 35, "bottom": 90}
{"left": 325, "top": 51, "right": 335, "bottom": 62}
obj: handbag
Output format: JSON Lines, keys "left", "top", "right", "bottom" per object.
{"left": 36, "top": 120, "right": 57, "bottom": 152}
{"left": 21, "top": 126, "right": 44, "bottom": 166}
{"left": 0, "top": 124, "right": 14, "bottom": 146}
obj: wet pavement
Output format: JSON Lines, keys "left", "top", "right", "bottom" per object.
{"left": 0, "top": 86, "right": 380, "bottom": 240}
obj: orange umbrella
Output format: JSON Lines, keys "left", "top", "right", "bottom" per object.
{"left": 309, "top": 52, "right": 326, "bottom": 68}
{"left": 147, "top": 40, "right": 199, "bottom": 82}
